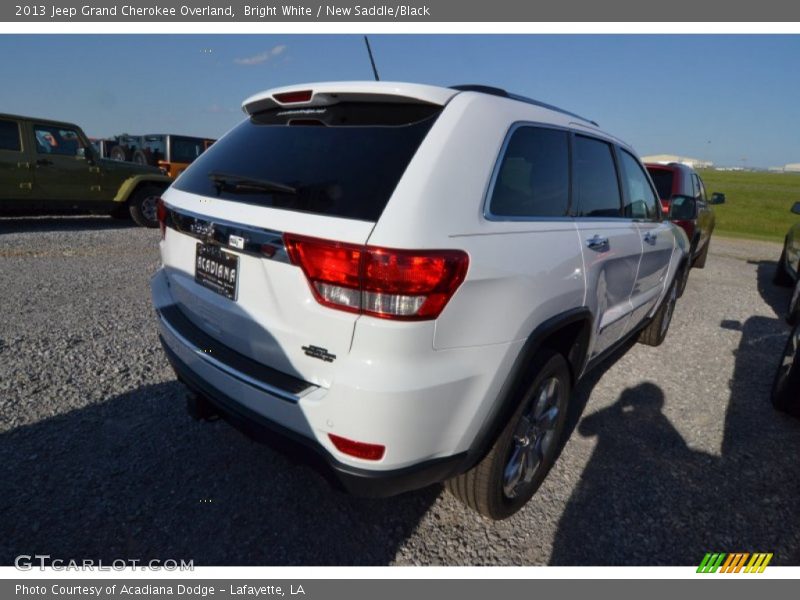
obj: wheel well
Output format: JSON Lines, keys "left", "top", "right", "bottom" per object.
{"left": 461, "top": 311, "right": 592, "bottom": 471}
{"left": 539, "top": 319, "right": 591, "bottom": 385}
{"left": 129, "top": 181, "right": 168, "bottom": 202}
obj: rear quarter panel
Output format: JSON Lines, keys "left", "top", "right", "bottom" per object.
{"left": 366, "top": 93, "right": 587, "bottom": 349}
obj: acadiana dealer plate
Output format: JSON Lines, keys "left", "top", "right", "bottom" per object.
{"left": 195, "top": 243, "right": 239, "bottom": 301}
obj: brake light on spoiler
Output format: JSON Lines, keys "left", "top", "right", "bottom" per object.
{"left": 284, "top": 234, "right": 469, "bottom": 321}
{"left": 273, "top": 90, "right": 313, "bottom": 104}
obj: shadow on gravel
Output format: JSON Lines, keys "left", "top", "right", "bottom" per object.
{"left": 0, "top": 216, "right": 135, "bottom": 234}
{"left": 0, "top": 382, "right": 438, "bottom": 566}
{"left": 550, "top": 261, "right": 800, "bottom": 565}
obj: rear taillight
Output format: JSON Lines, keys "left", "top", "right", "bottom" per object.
{"left": 328, "top": 434, "right": 385, "bottom": 461}
{"left": 156, "top": 198, "right": 167, "bottom": 240}
{"left": 284, "top": 234, "right": 469, "bottom": 321}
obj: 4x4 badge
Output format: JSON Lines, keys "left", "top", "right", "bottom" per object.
{"left": 302, "top": 345, "right": 336, "bottom": 363}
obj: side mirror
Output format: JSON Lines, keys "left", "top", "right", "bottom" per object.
{"left": 668, "top": 195, "right": 697, "bottom": 220}
{"left": 791, "top": 201, "right": 800, "bottom": 216}
{"left": 709, "top": 192, "right": 726, "bottom": 205}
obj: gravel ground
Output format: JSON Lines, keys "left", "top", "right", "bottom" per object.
{"left": 1, "top": 217, "right": 798, "bottom": 566}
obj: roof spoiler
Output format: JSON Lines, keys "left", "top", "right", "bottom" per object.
{"left": 242, "top": 82, "right": 459, "bottom": 115}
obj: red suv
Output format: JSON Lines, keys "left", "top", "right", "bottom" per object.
{"left": 645, "top": 163, "right": 724, "bottom": 289}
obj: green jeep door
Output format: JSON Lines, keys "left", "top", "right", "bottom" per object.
{"left": 0, "top": 118, "right": 33, "bottom": 205}
{"left": 31, "top": 122, "right": 102, "bottom": 207}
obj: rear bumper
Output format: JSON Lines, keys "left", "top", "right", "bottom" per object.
{"left": 150, "top": 266, "right": 519, "bottom": 494}
{"left": 160, "top": 333, "right": 467, "bottom": 497}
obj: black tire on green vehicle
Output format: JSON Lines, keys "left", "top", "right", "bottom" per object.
{"left": 638, "top": 278, "right": 678, "bottom": 347}
{"left": 774, "top": 243, "right": 794, "bottom": 287}
{"left": 771, "top": 322, "right": 800, "bottom": 417}
{"left": 445, "top": 349, "right": 571, "bottom": 520}
{"left": 128, "top": 185, "right": 163, "bottom": 228}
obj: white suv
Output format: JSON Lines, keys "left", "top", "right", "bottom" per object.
{"left": 151, "top": 82, "right": 688, "bottom": 519}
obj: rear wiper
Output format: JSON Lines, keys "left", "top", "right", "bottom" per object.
{"left": 208, "top": 171, "right": 297, "bottom": 195}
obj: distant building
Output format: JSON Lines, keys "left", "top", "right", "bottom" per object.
{"left": 785, "top": 163, "right": 800, "bottom": 173}
{"left": 641, "top": 154, "right": 714, "bottom": 169}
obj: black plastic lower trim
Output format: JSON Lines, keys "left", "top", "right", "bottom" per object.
{"left": 160, "top": 337, "right": 468, "bottom": 497}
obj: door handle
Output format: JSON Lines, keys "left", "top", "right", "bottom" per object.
{"left": 644, "top": 232, "right": 658, "bottom": 245}
{"left": 586, "top": 234, "right": 610, "bottom": 251}
{"left": 36, "top": 158, "right": 53, "bottom": 167}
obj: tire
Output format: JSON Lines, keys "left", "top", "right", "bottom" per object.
{"left": 771, "top": 322, "right": 800, "bottom": 417}
{"left": 446, "top": 349, "right": 571, "bottom": 520}
{"left": 774, "top": 243, "right": 793, "bottom": 287}
{"left": 676, "top": 259, "right": 691, "bottom": 298}
{"left": 638, "top": 278, "right": 678, "bottom": 347}
{"left": 128, "top": 185, "right": 163, "bottom": 228}
{"left": 131, "top": 149, "right": 150, "bottom": 166}
{"left": 693, "top": 238, "right": 710, "bottom": 269}
{"left": 788, "top": 278, "right": 800, "bottom": 326}
{"left": 109, "top": 145, "right": 129, "bottom": 162}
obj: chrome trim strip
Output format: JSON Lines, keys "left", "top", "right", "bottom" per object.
{"left": 165, "top": 204, "right": 290, "bottom": 263}
{"left": 158, "top": 310, "right": 316, "bottom": 403}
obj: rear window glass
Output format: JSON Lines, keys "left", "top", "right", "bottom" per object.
{"left": 647, "top": 168, "right": 674, "bottom": 201}
{"left": 0, "top": 119, "right": 21, "bottom": 152}
{"left": 174, "top": 102, "right": 442, "bottom": 222}
{"left": 488, "top": 126, "right": 570, "bottom": 218}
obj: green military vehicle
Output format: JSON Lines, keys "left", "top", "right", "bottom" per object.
{"left": 0, "top": 114, "right": 172, "bottom": 227}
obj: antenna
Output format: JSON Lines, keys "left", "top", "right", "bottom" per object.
{"left": 364, "top": 36, "right": 380, "bottom": 81}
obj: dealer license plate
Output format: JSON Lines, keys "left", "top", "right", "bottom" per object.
{"left": 195, "top": 243, "right": 239, "bottom": 301}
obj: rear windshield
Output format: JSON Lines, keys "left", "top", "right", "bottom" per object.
{"left": 174, "top": 102, "right": 442, "bottom": 222}
{"left": 646, "top": 168, "right": 674, "bottom": 201}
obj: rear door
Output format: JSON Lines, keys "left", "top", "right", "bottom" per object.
{"left": 0, "top": 117, "right": 33, "bottom": 206}
{"left": 161, "top": 100, "right": 443, "bottom": 387}
{"left": 572, "top": 134, "right": 643, "bottom": 358}
{"left": 618, "top": 148, "right": 674, "bottom": 328}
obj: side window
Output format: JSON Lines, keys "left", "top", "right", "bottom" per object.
{"left": 572, "top": 135, "right": 622, "bottom": 218}
{"left": 488, "top": 126, "right": 570, "bottom": 218}
{"left": 694, "top": 174, "right": 707, "bottom": 202}
{"left": 33, "top": 125, "right": 84, "bottom": 157}
{"left": 619, "top": 149, "right": 659, "bottom": 221}
{"left": 0, "top": 119, "right": 21, "bottom": 152}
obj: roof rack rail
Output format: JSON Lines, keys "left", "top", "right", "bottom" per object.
{"left": 449, "top": 84, "right": 599, "bottom": 127}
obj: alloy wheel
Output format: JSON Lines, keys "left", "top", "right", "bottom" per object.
{"left": 503, "top": 377, "right": 562, "bottom": 499}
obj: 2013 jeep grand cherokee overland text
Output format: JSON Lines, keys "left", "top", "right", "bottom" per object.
{"left": 150, "top": 82, "right": 689, "bottom": 519}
